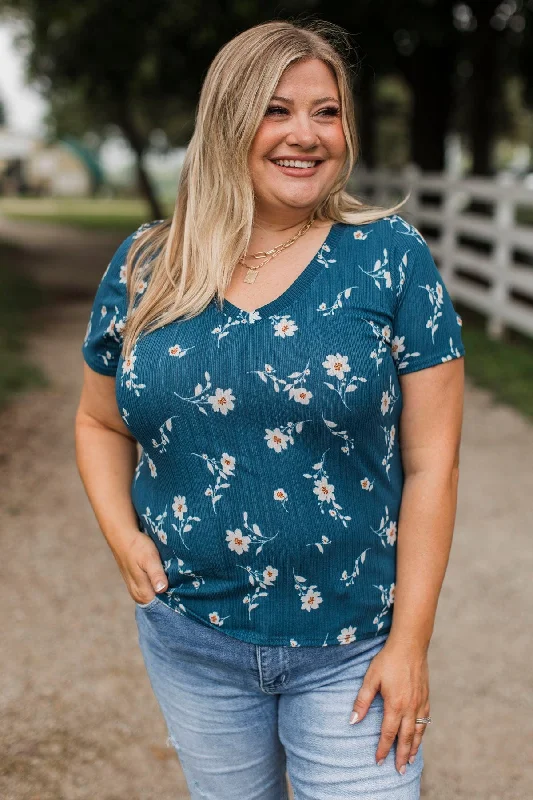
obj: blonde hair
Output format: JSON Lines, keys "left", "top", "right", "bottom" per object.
{"left": 122, "top": 19, "right": 409, "bottom": 360}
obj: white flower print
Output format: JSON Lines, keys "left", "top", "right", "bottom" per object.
{"left": 371, "top": 505, "right": 397, "bottom": 548}
{"left": 264, "top": 420, "right": 308, "bottom": 453}
{"left": 270, "top": 314, "right": 298, "bottom": 337}
{"left": 273, "top": 488, "right": 289, "bottom": 511}
{"left": 373, "top": 582, "right": 396, "bottom": 633}
{"left": 252, "top": 360, "right": 313, "bottom": 404}
{"left": 121, "top": 344, "right": 146, "bottom": 396}
{"left": 306, "top": 534, "right": 332, "bottom": 554}
{"left": 226, "top": 511, "right": 279, "bottom": 556}
{"left": 83, "top": 311, "right": 93, "bottom": 345}
{"left": 396, "top": 251, "right": 407, "bottom": 299}
{"left": 316, "top": 241, "right": 337, "bottom": 268}
{"left": 419, "top": 281, "right": 444, "bottom": 342}
{"left": 322, "top": 353, "right": 367, "bottom": 408}
{"left": 119, "top": 263, "right": 127, "bottom": 284}
{"left": 354, "top": 229, "right": 372, "bottom": 241}
{"left": 161, "top": 587, "right": 187, "bottom": 615}
{"left": 163, "top": 556, "right": 205, "bottom": 590}
{"left": 365, "top": 319, "right": 391, "bottom": 373}
{"left": 211, "top": 308, "right": 261, "bottom": 346}
{"left": 238, "top": 564, "right": 278, "bottom": 617}
{"left": 208, "top": 387, "right": 236, "bottom": 415}
{"left": 322, "top": 415, "right": 355, "bottom": 456}
{"left": 168, "top": 343, "right": 195, "bottom": 358}
{"left": 456, "top": 314, "right": 463, "bottom": 327}
{"left": 358, "top": 248, "right": 392, "bottom": 290}
{"left": 441, "top": 337, "right": 462, "bottom": 361}
{"left": 226, "top": 528, "right": 252, "bottom": 554}
{"left": 191, "top": 450, "right": 235, "bottom": 513}
{"left": 303, "top": 449, "right": 352, "bottom": 528}
{"left": 381, "top": 424, "right": 396, "bottom": 479}
{"left": 391, "top": 334, "right": 420, "bottom": 371}
{"left": 132, "top": 219, "right": 165, "bottom": 240}
{"left": 380, "top": 376, "right": 399, "bottom": 416}
{"left": 121, "top": 408, "right": 130, "bottom": 425}
{"left": 174, "top": 372, "right": 236, "bottom": 417}
{"left": 360, "top": 476, "right": 375, "bottom": 492}
{"left": 290, "top": 639, "right": 300, "bottom": 647}
{"left": 382, "top": 215, "right": 425, "bottom": 244}
{"left": 147, "top": 454, "right": 157, "bottom": 478}
{"left": 170, "top": 494, "right": 201, "bottom": 550}
{"left": 142, "top": 505, "right": 169, "bottom": 545}
{"left": 340, "top": 548, "right": 371, "bottom": 587}
{"left": 316, "top": 285, "right": 358, "bottom": 317}
{"left": 337, "top": 625, "right": 357, "bottom": 644}
{"left": 293, "top": 571, "right": 323, "bottom": 612}
{"left": 208, "top": 610, "right": 231, "bottom": 626}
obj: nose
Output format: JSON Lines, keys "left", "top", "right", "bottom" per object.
{"left": 284, "top": 112, "right": 320, "bottom": 150}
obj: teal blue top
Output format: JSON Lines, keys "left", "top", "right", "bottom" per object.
{"left": 82, "top": 214, "right": 465, "bottom": 647}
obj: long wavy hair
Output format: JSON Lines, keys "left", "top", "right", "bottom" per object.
{"left": 121, "top": 19, "right": 409, "bottom": 361}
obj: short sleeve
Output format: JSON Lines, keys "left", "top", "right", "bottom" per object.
{"left": 391, "top": 227, "right": 465, "bottom": 375}
{"left": 81, "top": 233, "right": 134, "bottom": 376}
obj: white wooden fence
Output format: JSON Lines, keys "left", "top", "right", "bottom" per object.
{"left": 351, "top": 165, "right": 533, "bottom": 339}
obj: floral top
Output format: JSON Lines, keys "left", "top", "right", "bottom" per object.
{"left": 82, "top": 214, "right": 465, "bottom": 647}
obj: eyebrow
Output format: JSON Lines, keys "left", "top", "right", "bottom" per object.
{"left": 270, "top": 95, "right": 340, "bottom": 105}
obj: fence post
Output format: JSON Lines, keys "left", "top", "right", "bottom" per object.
{"left": 439, "top": 173, "right": 462, "bottom": 288}
{"left": 488, "top": 172, "right": 515, "bottom": 340}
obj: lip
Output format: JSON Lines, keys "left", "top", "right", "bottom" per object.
{"left": 269, "top": 157, "right": 324, "bottom": 177}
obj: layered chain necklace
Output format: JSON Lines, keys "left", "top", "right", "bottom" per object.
{"left": 238, "top": 215, "right": 315, "bottom": 283}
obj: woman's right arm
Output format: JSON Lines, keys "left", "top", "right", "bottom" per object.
{"left": 74, "top": 363, "right": 168, "bottom": 603}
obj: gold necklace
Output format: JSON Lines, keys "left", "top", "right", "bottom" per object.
{"left": 238, "top": 215, "right": 315, "bottom": 284}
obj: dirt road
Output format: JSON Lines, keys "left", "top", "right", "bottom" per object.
{"left": 0, "top": 218, "right": 531, "bottom": 799}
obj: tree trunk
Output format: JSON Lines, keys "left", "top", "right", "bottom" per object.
{"left": 115, "top": 102, "right": 164, "bottom": 220}
{"left": 355, "top": 67, "right": 377, "bottom": 168}
{"left": 399, "top": 42, "right": 455, "bottom": 172}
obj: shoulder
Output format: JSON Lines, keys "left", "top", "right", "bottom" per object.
{"left": 337, "top": 214, "right": 426, "bottom": 250}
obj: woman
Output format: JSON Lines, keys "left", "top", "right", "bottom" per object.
{"left": 75, "top": 19, "right": 465, "bottom": 800}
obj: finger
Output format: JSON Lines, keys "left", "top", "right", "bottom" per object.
{"left": 375, "top": 706, "right": 402, "bottom": 764}
{"left": 143, "top": 556, "right": 168, "bottom": 593}
{"left": 349, "top": 671, "right": 380, "bottom": 724}
{"left": 408, "top": 718, "right": 429, "bottom": 763}
{"left": 395, "top": 715, "right": 416, "bottom": 774}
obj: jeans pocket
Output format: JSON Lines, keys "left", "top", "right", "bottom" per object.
{"left": 135, "top": 595, "right": 160, "bottom": 610}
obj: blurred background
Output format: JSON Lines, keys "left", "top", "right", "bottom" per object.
{"left": 0, "top": 2, "right": 531, "bottom": 799}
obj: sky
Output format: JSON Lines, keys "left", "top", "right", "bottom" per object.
{"left": 0, "top": 19, "right": 47, "bottom": 135}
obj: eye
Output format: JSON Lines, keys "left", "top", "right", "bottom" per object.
{"left": 316, "top": 106, "right": 340, "bottom": 117}
{"left": 265, "top": 105, "right": 289, "bottom": 116}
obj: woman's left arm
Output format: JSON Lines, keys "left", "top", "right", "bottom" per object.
{"left": 350, "top": 356, "right": 465, "bottom": 774}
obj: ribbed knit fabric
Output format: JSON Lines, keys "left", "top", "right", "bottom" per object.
{"left": 82, "top": 214, "right": 465, "bottom": 647}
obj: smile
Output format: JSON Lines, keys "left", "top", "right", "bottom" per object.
{"left": 271, "top": 159, "right": 322, "bottom": 169}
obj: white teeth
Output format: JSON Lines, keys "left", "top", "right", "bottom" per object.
{"left": 273, "top": 159, "right": 318, "bottom": 168}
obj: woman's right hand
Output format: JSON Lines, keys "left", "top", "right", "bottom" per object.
{"left": 112, "top": 531, "right": 169, "bottom": 604}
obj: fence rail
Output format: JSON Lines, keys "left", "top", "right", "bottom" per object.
{"left": 351, "top": 165, "right": 533, "bottom": 339}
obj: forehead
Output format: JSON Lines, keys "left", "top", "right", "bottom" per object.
{"left": 274, "top": 58, "right": 340, "bottom": 99}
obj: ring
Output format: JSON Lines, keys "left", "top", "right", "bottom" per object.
{"left": 415, "top": 717, "right": 432, "bottom": 724}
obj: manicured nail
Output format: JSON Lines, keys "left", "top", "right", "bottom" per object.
{"left": 399, "top": 765, "right": 406, "bottom": 775}
{"left": 349, "top": 711, "right": 358, "bottom": 724}
{"left": 409, "top": 755, "right": 415, "bottom": 764}
{"left": 155, "top": 581, "right": 166, "bottom": 592}
{"left": 377, "top": 758, "right": 385, "bottom": 766}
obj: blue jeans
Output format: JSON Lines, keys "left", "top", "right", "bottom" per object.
{"left": 135, "top": 597, "right": 424, "bottom": 799}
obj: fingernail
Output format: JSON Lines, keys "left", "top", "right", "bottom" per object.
{"left": 377, "top": 758, "right": 385, "bottom": 766}
{"left": 349, "top": 711, "right": 358, "bottom": 724}
{"left": 409, "top": 755, "right": 415, "bottom": 764}
{"left": 399, "top": 765, "right": 406, "bottom": 775}
{"left": 155, "top": 581, "right": 166, "bottom": 592}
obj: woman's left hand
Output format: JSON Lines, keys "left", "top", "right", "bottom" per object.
{"left": 349, "top": 637, "right": 430, "bottom": 774}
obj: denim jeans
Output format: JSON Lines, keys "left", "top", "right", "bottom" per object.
{"left": 135, "top": 596, "right": 424, "bottom": 799}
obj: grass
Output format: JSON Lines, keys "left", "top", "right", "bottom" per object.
{"left": 0, "top": 197, "right": 173, "bottom": 233}
{"left": 457, "top": 302, "right": 533, "bottom": 421}
{"left": 0, "top": 242, "right": 49, "bottom": 411}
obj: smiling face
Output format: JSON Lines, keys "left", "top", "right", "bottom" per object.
{"left": 248, "top": 57, "right": 347, "bottom": 219}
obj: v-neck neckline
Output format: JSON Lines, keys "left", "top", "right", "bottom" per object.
{"left": 217, "top": 221, "right": 344, "bottom": 319}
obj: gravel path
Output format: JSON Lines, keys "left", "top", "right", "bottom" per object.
{"left": 0, "top": 218, "right": 530, "bottom": 799}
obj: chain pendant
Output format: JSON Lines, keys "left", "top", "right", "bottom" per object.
{"left": 243, "top": 268, "right": 259, "bottom": 284}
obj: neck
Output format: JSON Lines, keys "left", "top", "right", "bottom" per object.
{"left": 252, "top": 206, "right": 314, "bottom": 234}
